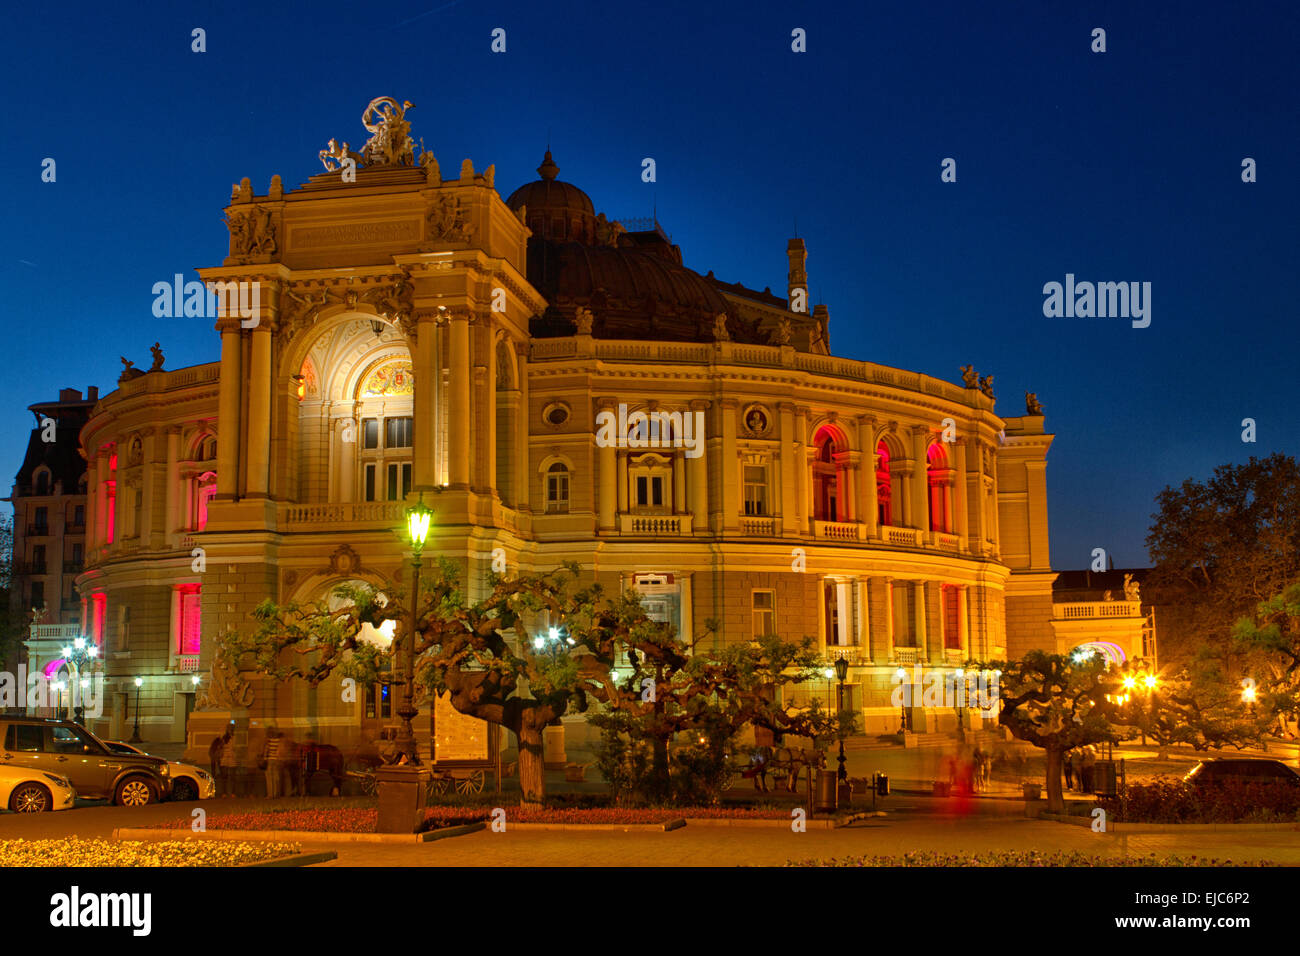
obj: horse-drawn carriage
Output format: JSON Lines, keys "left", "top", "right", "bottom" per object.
{"left": 721, "top": 745, "right": 825, "bottom": 793}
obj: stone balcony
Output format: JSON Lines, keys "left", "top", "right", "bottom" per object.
{"left": 1055, "top": 600, "right": 1143, "bottom": 620}
{"left": 276, "top": 501, "right": 406, "bottom": 532}
{"left": 618, "top": 513, "right": 694, "bottom": 535}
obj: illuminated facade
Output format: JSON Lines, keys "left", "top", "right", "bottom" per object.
{"left": 75, "top": 103, "right": 1058, "bottom": 756}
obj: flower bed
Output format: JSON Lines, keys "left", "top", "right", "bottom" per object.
{"left": 1098, "top": 780, "right": 1300, "bottom": 824}
{"left": 154, "top": 804, "right": 791, "bottom": 833}
{"left": 786, "top": 850, "right": 1275, "bottom": 867}
{"left": 0, "top": 837, "right": 302, "bottom": 867}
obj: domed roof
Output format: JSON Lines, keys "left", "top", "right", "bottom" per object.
{"left": 506, "top": 151, "right": 597, "bottom": 243}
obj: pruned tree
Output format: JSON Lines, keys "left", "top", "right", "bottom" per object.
{"left": 1232, "top": 579, "right": 1300, "bottom": 734}
{"left": 992, "top": 651, "right": 1124, "bottom": 813}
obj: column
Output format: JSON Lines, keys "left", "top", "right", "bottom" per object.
{"left": 337, "top": 416, "right": 356, "bottom": 502}
{"left": 688, "top": 400, "right": 709, "bottom": 534}
{"left": 854, "top": 577, "right": 868, "bottom": 649}
{"left": 448, "top": 312, "right": 471, "bottom": 489}
{"left": 597, "top": 398, "right": 616, "bottom": 531}
{"left": 673, "top": 454, "right": 686, "bottom": 514}
{"left": 778, "top": 403, "right": 797, "bottom": 536}
{"left": 794, "top": 406, "right": 809, "bottom": 533}
{"left": 840, "top": 454, "right": 856, "bottom": 524}
{"left": 140, "top": 429, "right": 157, "bottom": 545}
{"left": 957, "top": 584, "right": 970, "bottom": 656}
{"left": 245, "top": 325, "right": 272, "bottom": 496}
{"left": 1026, "top": 460, "right": 1049, "bottom": 570}
{"left": 720, "top": 400, "right": 739, "bottom": 532}
{"left": 616, "top": 451, "right": 628, "bottom": 515}
{"left": 515, "top": 343, "right": 529, "bottom": 510}
{"left": 913, "top": 581, "right": 927, "bottom": 658}
{"left": 215, "top": 322, "right": 242, "bottom": 498}
{"left": 953, "top": 438, "right": 970, "bottom": 548}
{"left": 413, "top": 312, "right": 437, "bottom": 490}
{"left": 164, "top": 427, "right": 180, "bottom": 537}
{"left": 967, "top": 442, "right": 987, "bottom": 555}
{"left": 482, "top": 325, "right": 497, "bottom": 496}
{"left": 911, "top": 426, "right": 930, "bottom": 533}
{"left": 857, "top": 417, "right": 877, "bottom": 539}
{"left": 86, "top": 455, "right": 100, "bottom": 550}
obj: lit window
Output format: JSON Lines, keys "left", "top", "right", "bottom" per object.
{"left": 743, "top": 465, "right": 768, "bottom": 516}
{"left": 546, "top": 463, "right": 570, "bottom": 514}
{"left": 178, "top": 585, "right": 201, "bottom": 655}
{"left": 752, "top": 590, "right": 775, "bottom": 638}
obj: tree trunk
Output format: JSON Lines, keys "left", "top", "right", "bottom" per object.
{"left": 1045, "top": 746, "right": 1065, "bottom": 813}
{"left": 517, "top": 722, "right": 547, "bottom": 808}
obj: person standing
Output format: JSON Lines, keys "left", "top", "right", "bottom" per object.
{"left": 219, "top": 726, "right": 240, "bottom": 797}
{"left": 1081, "top": 745, "right": 1097, "bottom": 793}
{"left": 262, "top": 726, "right": 288, "bottom": 798}
{"left": 208, "top": 727, "right": 230, "bottom": 781}
{"left": 1063, "top": 747, "right": 1075, "bottom": 790}
{"left": 1068, "top": 748, "right": 1084, "bottom": 793}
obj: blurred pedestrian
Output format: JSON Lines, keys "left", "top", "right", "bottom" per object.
{"left": 262, "top": 725, "right": 289, "bottom": 798}
{"left": 218, "top": 726, "right": 240, "bottom": 797}
{"left": 1081, "top": 745, "right": 1097, "bottom": 793}
{"left": 1068, "top": 748, "right": 1083, "bottom": 793}
{"left": 208, "top": 726, "right": 230, "bottom": 780}
{"left": 1063, "top": 748, "right": 1075, "bottom": 790}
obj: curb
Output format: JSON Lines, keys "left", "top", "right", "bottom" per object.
{"left": 496, "top": 820, "right": 686, "bottom": 832}
{"left": 112, "top": 824, "right": 485, "bottom": 844}
{"left": 1037, "top": 814, "right": 1300, "bottom": 833}
{"left": 242, "top": 850, "right": 339, "bottom": 867}
{"left": 682, "top": 817, "right": 837, "bottom": 829}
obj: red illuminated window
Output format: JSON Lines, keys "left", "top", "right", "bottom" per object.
{"left": 876, "top": 441, "right": 892, "bottom": 526}
{"left": 942, "top": 585, "right": 961, "bottom": 650}
{"left": 178, "top": 585, "right": 201, "bottom": 655}
{"left": 92, "top": 594, "right": 107, "bottom": 646}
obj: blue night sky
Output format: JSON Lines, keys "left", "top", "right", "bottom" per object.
{"left": 2, "top": 0, "right": 1296, "bottom": 569}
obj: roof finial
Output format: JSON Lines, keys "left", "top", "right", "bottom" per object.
{"left": 538, "top": 149, "right": 559, "bottom": 181}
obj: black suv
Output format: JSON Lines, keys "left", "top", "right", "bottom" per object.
{"left": 0, "top": 717, "right": 170, "bottom": 806}
{"left": 1184, "top": 757, "right": 1300, "bottom": 788}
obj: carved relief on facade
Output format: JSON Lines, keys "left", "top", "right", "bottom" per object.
{"left": 224, "top": 205, "right": 278, "bottom": 264}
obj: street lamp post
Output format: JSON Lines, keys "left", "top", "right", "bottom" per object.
{"left": 834, "top": 657, "right": 849, "bottom": 784}
{"left": 375, "top": 492, "right": 434, "bottom": 834}
{"left": 59, "top": 636, "right": 99, "bottom": 724}
{"left": 130, "top": 676, "right": 143, "bottom": 742}
{"left": 395, "top": 492, "right": 433, "bottom": 765}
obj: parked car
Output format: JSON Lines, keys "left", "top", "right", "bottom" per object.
{"left": 0, "top": 717, "right": 170, "bottom": 806}
{"left": 0, "top": 763, "right": 77, "bottom": 813}
{"left": 1184, "top": 757, "right": 1300, "bottom": 787}
{"left": 103, "top": 741, "right": 215, "bottom": 800}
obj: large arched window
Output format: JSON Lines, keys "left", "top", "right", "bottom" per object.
{"left": 927, "top": 442, "right": 955, "bottom": 533}
{"left": 811, "top": 426, "right": 849, "bottom": 522}
{"left": 876, "top": 441, "right": 892, "bottom": 526}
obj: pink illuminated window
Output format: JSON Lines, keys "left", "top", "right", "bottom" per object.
{"left": 178, "top": 585, "right": 201, "bottom": 655}
{"left": 876, "top": 441, "right": 892, "bottom": 526}
{"left": 196, "top": 472, "right": 217, "bottom": 531}
{"left": 105, "top": 481, "right": 116, "bottom": 543}
{"left": 92, "top": 594, "right": 107, "bottom": 646}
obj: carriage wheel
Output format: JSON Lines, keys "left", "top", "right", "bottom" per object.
{"left": 720, "top": 769, "right": 737, "bottom": 791}
{"left": 456, "top": 769, "right": 485, "bottom": 795}
{"left": 361, "top": 774, "right": 377, "bottom": 797}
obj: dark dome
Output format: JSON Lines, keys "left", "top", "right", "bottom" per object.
{"left": 506, "top": 151, "right": 597, "bottom": 243}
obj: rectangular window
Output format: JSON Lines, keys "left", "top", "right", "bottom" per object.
{"left": 384, "top": 463, "right": 412, "bottom": 500}
{"left": 34, "top": 507, "right": 48, "bottom": 533}
{"left": 71, "top": 543, "right": 83, "bottom": 566}
{"left": 179, "top": 585, "right": 202, "bottom": 655}
{"left": 362, "top": 419, "right": 379, "bottom": 449}
{"left": 73, "top": 504, "right": 85, "bottom": 527}
{"left": 364, "top": 464, "right": 377, "bottom": 502}
{"left": 752, "top": 590, "right": 775, "bottom": 638}
{"left": 105, "top": 485, "right": 115, "bottom": 543}
{"left": 33, "top": 546, "right": 46, "bottom": 573}
{"left": 651, "top": 476, "right": 664, "bottom": 507}
{"left": 942, "top": 585, "right": 961, "bottom": 650}
{"left": 385, "top": 417, "right": 413, "bottom": 448}
{"left": 92, "top": 593, "right": 107, "bottom": 645}
{"left": 30, "top": 581, "right": 44, "bottom": 607}
{"left": 892, "top": 583, "right": 912, "bottom": 647}
{"left": 636, "top": 475, "right": 648, "bottom": 506}
{"left": 743, "top": 466, "right": 768, "bottom": 515}
{"left": 546, "top": 470, "right": 570, "bottom": 513}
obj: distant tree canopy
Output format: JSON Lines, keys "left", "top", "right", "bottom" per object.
{"left": 1145, "top": 453, "right": 1300, "bottom": 663}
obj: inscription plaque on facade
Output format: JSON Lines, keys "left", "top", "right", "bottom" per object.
{"left": 433, "top": 691, "right": 489, "bottom": 762}
{"left": 291, "top": 220, "right": 421, "bottom": 249}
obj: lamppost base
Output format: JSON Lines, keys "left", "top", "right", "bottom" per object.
{"left": 375, "top": 766, "right": 431, "bottom": 833}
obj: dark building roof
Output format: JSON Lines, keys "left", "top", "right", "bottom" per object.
{"left": 1053, "top": 568, "right": 1151, "bottom": 601}
{"left": 11, "top": 388, "right": 97, "bottom": 498}
{"left": 507, "top": 151, "right": 774, "bottom": 344}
